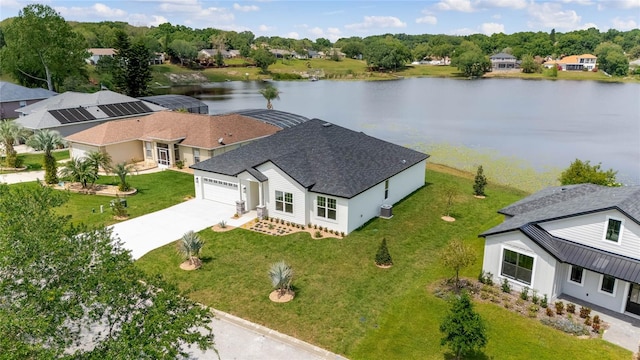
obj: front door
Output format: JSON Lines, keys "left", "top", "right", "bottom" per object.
{"left": 626, "top": 283, "right": 640, "bottom": 316}
{"left": 157, "top": 145, "right": 170, "bottom": 167}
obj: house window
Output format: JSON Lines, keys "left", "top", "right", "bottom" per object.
{"left": 194, "top": 149, "right": 200, "bottom": 163}
{"left": 275, "top": 191, "right": 293, "bottom": 213}
{"left": 605, "top": 218, "right": 622, "bottom": 242}
{"left": 145, "top": 142, "right": 152, "bottom": 158}
{"left": 569, "top": 266, "right": 584, "bottom": 285}
{"left": 384, "top": 180, "right": 389, "bottom": 199}
{"left": 317, "top": 196, "right": 336, "bottom": 220}
{"left": 501, "top": 249, "right": 533, "bottom": 285}
{"left": 174, "top": 144, "right": 180, "bottom": 162}
{"left": 19, "top": 100, "right": 27, "bottom": 108}
{"left": 600, "top": 275, "right": 616, "bottom": 295}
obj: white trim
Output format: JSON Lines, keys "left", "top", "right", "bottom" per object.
{"left": 499, "top": 244, "right": 536, "bottom": 288}
{"left": 602, "top": 216, "right": 624, "bottom": 244}
{"left": 567, "top": 264, "right": 584, "bottom": 287}
{"left": 621, "top": 282, "right": 631, "bottom": 313}
{"left": 597, "top": 274, "right": 617, "bottom": 297}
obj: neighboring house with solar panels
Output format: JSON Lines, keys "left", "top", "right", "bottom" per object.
{"left": 64, "top": 109, "right": 303, "bottom": 169}
{"left": 139, "top": 95, "right": 209, "bottom": 114}
{"left": 480, "top": 184, "right": 640, "bottom": 317}
{"left": 0, "top": 82, "right": 57, "bottom": 120}
{"left": 191, "top": 119, "right": 429, "bottom": 235}
{"left": 15, "top": 90, "right": 165, "bottom": 137}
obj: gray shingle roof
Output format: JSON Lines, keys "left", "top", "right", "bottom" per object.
{"left": 522, "top": 224, "right": 640, "bottom": 283}
{"left": 191, "top": 118, "right": 429, "bottom": 198}
{"left": 490, "top": 52, "right": 517, "bottom": 60}
{"left": 226, "top": 109, "right": 309, "bottom": 129}
{"left": 0, "top": 82, "right": 57, "bottom": 102}
{"left": 482, "top": 184, "right": 640, "bottom": 236}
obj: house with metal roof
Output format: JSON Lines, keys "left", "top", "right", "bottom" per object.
{"left": 191, "top": 118, "right": 429, "bottom": 234}
{"left": 480, "top": 184, "right": 640, "bottom": 317}
{"left": 489, "top": 52, "right": 518, "bottom": 70}
{"left": 0, "top": 82, "right": 57, "bottom": 120}
{"left": 14, "top": 90, "right": 166, "bottom": 136}
{"left": 65, "top": 111, "right": 282, "bottom": 169}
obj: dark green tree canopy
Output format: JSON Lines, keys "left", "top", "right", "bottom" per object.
{"left": 0, "top": 4, "right": 88, "bottom": 91}
{"left": 0, "top": 184, "right": 215, "bottom": 358}
{"left": 113, "top": 31, "right": 153, "bottom": 97}
{"left": 251, "top": 48, "right": 276, "bottom": 73}
{"left": 559, "top": 159, "right": 620, "bottom": 187}
{"left": 440, "top": 293, "right": 487, "bottom": 359}
{"left": 364, "top": 36, "right": 412, "bottom": 71}
{"left": 595, "top": 42, "right": 628, "bottom": 76}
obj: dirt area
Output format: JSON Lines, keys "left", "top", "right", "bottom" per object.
{"left": 242, "top": 219, "right": 344, "bottom": 239}
{"left": 49, "top": 181, "right": 137, "bottom": 197}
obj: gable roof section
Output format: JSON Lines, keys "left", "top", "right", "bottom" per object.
{"left": 521, "top": 224, "right": 640, "bottom": 284}
{"left": 482, "top": 184, "right": 640, "bottom": 236}
{"left": 191, "top": 119, "right": 429, "bottom": 198}
{"left": 0, "top": 82, "right": 57, "bottom": 103}
{"left": 490, "top": 52, "right": 516, "bottom": 60}
{"left": 65, "top": 111, "right": 280, "bottom": 148}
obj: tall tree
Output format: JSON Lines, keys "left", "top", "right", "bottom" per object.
{"left": 440, "top": 239, "right": 477, "bottom": 288}
{"left": 559, "top": 159, "right": 620, "bottom": 187}
{"left": 169, "top": 39, "right": 197, "bottom": 66}
{"left": 0, "top": 120, "right": 29, "bottom": 168}
{"left": 520, "top": 54, "right": 540, "bottom": 74}
{"left": 259, "top": 84, "right": 280, "bottom": 110}
{"left": 0, "top": 4, "right": 88, "bottom": 91}
{"left": 364, "top": 36, "right": 412, "bottom": 71}
{"left": 440, "top": 293, "right": 487, "bottom": 360}
{"left": 595, "top": 42, "right": 628, "bottom": 76}
{"left": 27, "top": 129, "right": 64, "bottom": 184}
{"left": 113, "top": 31, "right": 152, "bottom": 97}
{"left": 251, "top": 48, "right": 276, "bottom": 73}
{"left": 0, "top": 184, "right": 215, "bottom": 358}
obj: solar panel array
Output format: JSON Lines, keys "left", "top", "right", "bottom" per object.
{"left": 49, "top": 108, "right": 96, "bottom": 124}
{"left": 97, "top": 101, "right": 152, "bottom": 118}
{"left": 231, "top": 109, "right": 309, "bottom": 129}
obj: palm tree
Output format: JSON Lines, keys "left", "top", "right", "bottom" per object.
{"left": 177, "top": 230, "right": 204, "bottom": 268}
{"left": 268, "top": 260, "right": 293, "bottom": 298}
{"left": 27, "top": 129, "right": 64, "bottom": 184}
{"left": 60, "top": 158, "right": 98, "bottom": 189}
{"left": 85, "top": 151, "right": 112, "bottom": 175}
{"left": 0, "top": 120, "right": 29, "bottom": 168}
{"left": 112, "top": 162, "right": 132, "bottom": 191}
{"left": 259, "top": 84, "right": 280, "bottom": 110}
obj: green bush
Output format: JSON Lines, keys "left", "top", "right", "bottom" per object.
{"left": 272, "top": 73, "right": 303, "bottom": 80}
{"left": 540, "top": 318, "right": 589, "bottom": 336}
{"left": 566, "top": 303, "right": 576, "bottom": 314}
{"left": 541, "top": 294, "right": 548, "bottom": 308}
{"left": 501, "top": 278, "right": 511, "bottom": 293}
{"left": 375, "top": 238, "right": 393, "bottom": 266}
{"left": 579, "top": 306, "right": 591, "bottom": 318}
{"left": 520, "top": 287, "right": 529, "bottom": 301}
{"left": 555, "top": 301, "right": 565, "bottom": 315}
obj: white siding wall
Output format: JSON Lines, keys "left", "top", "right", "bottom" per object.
{"left": 542, "top": 210, "right": 640, "bottom": 259}
{"left": 308, "top": 193, "right": 348, "bottom": 234}
{"left": 561, "top": 263, "right": 628, "bottom": 313}
{"left": 346, "top": 160, "right": 426, "bottom": 234}
{"left": 482, "top": 231, "right": 558, "bottom": 298}
{"left": 257, "top": 162, "right": 307, "bottom": 226}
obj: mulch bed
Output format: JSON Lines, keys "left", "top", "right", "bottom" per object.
{"left": 48, "top": 181, "right": 137, "bottom": 197}
{"left": 243, "top": 219, "right": 343, "bottom": 239}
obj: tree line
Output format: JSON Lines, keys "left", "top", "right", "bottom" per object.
{"left": 1, "top": 3, "right": 639, "bottom": 92}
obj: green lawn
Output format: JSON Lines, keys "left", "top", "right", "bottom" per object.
{"left": 136, "top": 167, "right": 630, "bottom": 359}
{"left": 12, "top": 170, "right": 195, "bottom": 227}
{"left": 0, "top": 149, "right": 69, "bottom": 173}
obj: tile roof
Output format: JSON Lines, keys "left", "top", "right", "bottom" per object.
{"left": 64, "top": 111, "right": 281, "bottom": 149}
{"left": 522, "top": 224, "right": 640, "bottom": 283}
{"left": 191, "top": 118, "right": 429, "bottom": 198}
{"left": 88, "top": 48, "right": 116, "bottom": 56}
{"left": 0, "top": 82, "right": 57, "bottom": 103}
{"left": 482, "top": 184, "right": 640, "bottom": 236}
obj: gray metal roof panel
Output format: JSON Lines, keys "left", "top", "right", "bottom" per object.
{"left": 0, "top": 81, "right": 57, "bottom": 102}
{"left": 191, "top": 118, "right": 429, "bottom": 198}
{"left": 228, "top": 109, "right": 309, "bottom": 129}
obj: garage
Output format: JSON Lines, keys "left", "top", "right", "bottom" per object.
{"left": 69, "top": 143, "right": 98, "bottom": 160}
{"left": 202, "top": 177, "right": 239, "bottom": 205}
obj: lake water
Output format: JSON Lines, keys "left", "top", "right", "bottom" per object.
{"left": 159, "top": 78, "right": 640, "bottom": 186}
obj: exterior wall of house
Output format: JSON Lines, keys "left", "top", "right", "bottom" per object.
{"left": 105, "top": 141, "right": 144, "bottom": 164}
{"left": 560, "top": 263, "right": 628, "bottom": 313}
{"left": 256, "top": 162, "right": 307, "bottom": 226}
{"left": 1, "top": 99, "right": 47, "bottom": 120}
{"left": 542, "top": 210, "right": 640, "bottom": 259}
{"left": 482, "top": 231, "right": 558, "bottom": 298}
{"left": 346, "top": 160, "right": 426, "bottom": 234}
{"left": 307, "top": 192, "right": 349, "bottom": 234}
{"left": 69, "top": 142, "right": 100, "bottom": 160}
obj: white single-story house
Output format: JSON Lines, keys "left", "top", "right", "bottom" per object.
{"left": 191, "top": 119, "right": 429, "bottom": 234}
{"left": 64, "top": 111, "right": 284, "bottom": 169}
{"left": 481, "top": 184, "right": 640, "bottom": 317}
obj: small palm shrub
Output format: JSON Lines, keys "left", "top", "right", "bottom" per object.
{"left": 375, "top": 238, "right": 393, "bottom": 266}
{"left": 177, "top": 230, "right": 204, "bottom": 268}
{"left": 566, "top": 303, "right": 576, "bottom": 314}
{"left": 501, "top": 278, "right": 511, "bottom": 293}
{"left": 520, "top": 287, "right": 529, "bottom": 301}
{"left": 268, "top": 261, "right": 293, "bottom": 298}
{"left": 579, "top": 306, "right": 591, "bottom": 318}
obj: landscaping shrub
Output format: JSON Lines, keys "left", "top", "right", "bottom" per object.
{"left": 566, "top": 303, "right": 576, "bottom": 314}
{"left": 592, "top": 315, "right": 601, "bottom": 333}
{"left": 546, "top": 307, "right": 554, "bottom": 317}
{"left": 314, "top": 230, "right": 322, "bottom": 238}
{"left": 473, "top": 165, "right": 488, "bottom": 196}
{"left": 478, "top": 271, "right": 494, "bottom": 286}
{"left": 584, "top": 316, "right": 592, "bottom": 326}
{"left": 375, "top": 238, "right": 393, "bottom": 266}
{"left": 528, "top": 304, "right": 540, "bottom": 318}
{"left": 531, "top": 289, "right": 539, "bottom": 305}
{"left": 555, "top": 301, "right": 565, "bottom": 315}
{"left": 520, "top": 287, "right": 529, "bottom": 301}
{"left": 501, "top": 278, "right": 511, "bottom": 293}
{"left": 579, "top": 306, "right": 591, "bottom": 319}
{"left": 540, "top": 318, "right": 589, "bottom": 336}
{"left": 541, "top": 294, "right": 548, "bottom": 308}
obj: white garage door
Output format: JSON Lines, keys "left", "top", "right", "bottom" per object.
{"left": 70, "top": 143, "right": 97, "bottom": 160}
{"left": 202, "top": 177, "right": 239, "bottom": 205}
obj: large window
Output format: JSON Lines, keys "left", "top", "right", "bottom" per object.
{"left": 194, "top": 149, "right": 200, "bottom": 163}
{"left": 501, "top": 249, "right": 534, "bottom": 285}
{"left": 317, "top": 196, "right": 336, "bottom": 220}
{"left": 605, "top": 218, "right": 622, "bottom": 242}
{"left": 145, "top": 142, "right": 152, "bottom": 158}
{"left": 569, "top": 265, "right": 584, "bottom": 285}
{"left": 275, "top": 191, "right": 293, "bottom": 213}
{"left": 600, "top": 275, "right": 616, "bottom": 294}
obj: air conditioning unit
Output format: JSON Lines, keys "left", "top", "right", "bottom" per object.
{"left": 380, "top": 204, "right": 393, "bottom": 219}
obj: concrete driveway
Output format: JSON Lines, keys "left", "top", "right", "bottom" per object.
{"left": 110, "top": 199, "right": 239, "bottom": 260}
